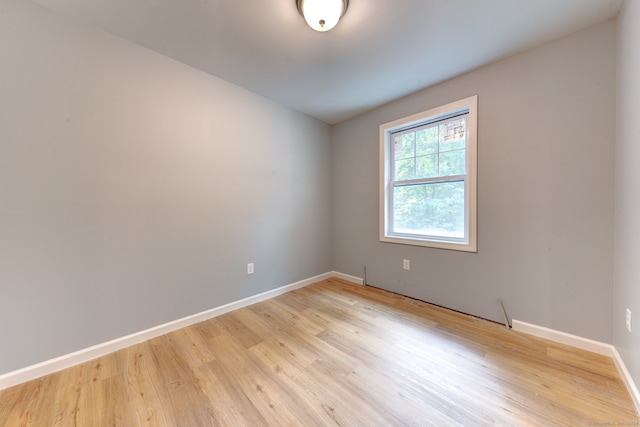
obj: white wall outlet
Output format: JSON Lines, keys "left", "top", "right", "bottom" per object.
{"left": 403, "top": 259, "right": 410, "bottom": 270}
{"left": 247, "top": 263, "right": 254, "bottom": 275}
{"left": 626, "top": 308, "right": 632, "bottom": 332}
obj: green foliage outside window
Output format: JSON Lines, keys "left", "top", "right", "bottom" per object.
{"left": 391, "top": 117, "right": 466, "bottom": 237}
{"left": 393, "top": 182, "right": 464, "bottom": 237}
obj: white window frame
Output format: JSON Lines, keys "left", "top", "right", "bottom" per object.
{"left": 379, "top": 95, "right": 477, "bottom": 252}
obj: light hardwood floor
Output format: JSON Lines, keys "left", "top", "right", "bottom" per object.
{"left": 1, "top": 277, "right": 638, "bottom": 426}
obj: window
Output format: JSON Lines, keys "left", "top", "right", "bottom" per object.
{"left": 380, "top": 96, "right": 477, "bottom": 252}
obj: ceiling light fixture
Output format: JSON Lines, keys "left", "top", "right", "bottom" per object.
{"left": 296, "top": 0, "right": 349, "bottom": 32}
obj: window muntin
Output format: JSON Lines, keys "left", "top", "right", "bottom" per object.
{"left": 380, "top": 96, "right": 477, "bottom": 252}
{"left": 392, "top": 116, "right": 467, "bottom": 182}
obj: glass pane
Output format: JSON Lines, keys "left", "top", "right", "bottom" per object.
{"left": 416, "top": 127, "right": 438, "bottom": 156}
{"left": 393, "top": 181, "right": 465, "bottom": 238}
{"left": 394, "top": 133, "right": 415, "bottom": 160}
{"left": 416, "top": 154, "right": 438, "bottom": 179}
{"left": 439, "top": 149, "right": 466, "bottom": 176}
{"left": 394, "top": 158, "right": 415, "bottom": 180}
{"left": 439, "top": 118, "right": 466, "bottom": 152}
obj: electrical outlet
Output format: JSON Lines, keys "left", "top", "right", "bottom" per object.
{"left": 247, "top": 263, "right": 254, "bottom": 275}
{"left": 403, "top": 259, "right": 410, "bottom": 270}
{"left": 626, "top": 309, "right": 632, "bottom": 332}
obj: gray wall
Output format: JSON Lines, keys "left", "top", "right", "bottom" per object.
{"left": 332, "top": 20, "right": 616, "bottom": 343}
{"left": 0, "top": 0, "right": 332, "bottom": 375}
{"left": 615, "top": 0, "right": 640, "bottom": 392}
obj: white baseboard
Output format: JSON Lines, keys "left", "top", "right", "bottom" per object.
{"left": 331, "top": 271, "right": 364, "bottom": 285}
{"left": 512, "top": 319, "right": 640, "bottom": 415}
{"left": 612, "top": 347, "right": 640, "bottom": 415}
{"left": 0, "top": 271, "right": 338, "bottom": 391}
{"left": 511, "top": 320, "right": 612, "bottom": 355}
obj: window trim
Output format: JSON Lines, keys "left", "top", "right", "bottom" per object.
{"left": 379, "top": 95, "right": 478, "bottom": 252}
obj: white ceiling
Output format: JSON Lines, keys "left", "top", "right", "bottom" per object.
{"left": 29, "top": 0, "right": 623, "bottom": 124}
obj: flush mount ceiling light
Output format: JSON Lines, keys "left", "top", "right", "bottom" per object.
{"left": 296, "top": 0, "right": 349, "bottom": 32}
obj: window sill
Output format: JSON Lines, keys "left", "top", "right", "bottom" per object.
{"left": 380, "top": 235, "right": 477, "bottom": 252}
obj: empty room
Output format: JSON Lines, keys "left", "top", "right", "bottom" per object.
{"left": 1, "top": 0, "right": 639, "bottom": 425}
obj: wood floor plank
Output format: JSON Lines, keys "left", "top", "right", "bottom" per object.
{"left": 1, "top": 277, "right": 638, "bottom": 426}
